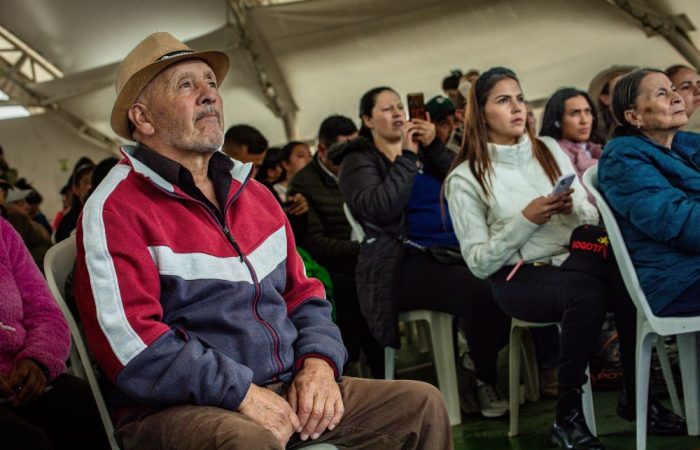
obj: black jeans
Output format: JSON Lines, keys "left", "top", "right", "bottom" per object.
{"left": 398, "top": 246, "right": 510, "bottom": 384}
{"left": 490, "top": 263, "right": 636, "bottom": 393}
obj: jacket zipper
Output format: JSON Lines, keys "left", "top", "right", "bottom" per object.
{"left": 146, "top": 177, "right": 285, "bottom": 376}
{"left": 222, "top": 225, "right": 284, "bottom": 375}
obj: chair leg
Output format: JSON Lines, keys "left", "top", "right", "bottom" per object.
{"left": 429, "top": 311, "right": 461, "bottom": 426}
{"left": 655, "top": 335, "right": 683, "bottom": 416}
{"left": 508, "top": 326, "right": 524, "bottom": 438}
{"left": 521, "top": 331, "right": 540, "bottom": 402}
{"left": 677, "top": 332, "right": 700, "bottom": 435}
{"left": 636, "top": 331, "right": 656, "bottom": 450}
{"left": 582, "top": 366, "right": 596, "bottom": 436}
{"left": 384, "top": 347, "right": 396, "bottom": 381}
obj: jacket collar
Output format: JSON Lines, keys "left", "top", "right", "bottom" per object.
{"left": 487, "top": 133, "right": 532, "bottom": 166}
{"left": 120, "top": 145, "right": 253, "bottom": 210}
{"left": 120, "top": 144, "right": 253, "bottom": 196}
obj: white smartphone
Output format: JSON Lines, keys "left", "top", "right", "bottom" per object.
{"left": 550, "top": 173, "right": 576, "bottom": 196}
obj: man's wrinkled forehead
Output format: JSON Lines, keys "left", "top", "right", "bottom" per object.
{"left": 140, "top": 58, "right": 217, "bottom": 97}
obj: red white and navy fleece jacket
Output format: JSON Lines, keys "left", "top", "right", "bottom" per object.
{"left": 74, "top": 145, "right": 346, "bottom": 412}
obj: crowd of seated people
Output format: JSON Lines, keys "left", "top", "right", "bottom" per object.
{"left": 335, "top": 86, "right": 511, "bottom": 417}
{"left": 445, "top": 67, "right": 686, "bottom": 450}
{"left": 223, "top": 63, "right": 698, "bottom": 449}
{"left": 3, "top": 28, "right": 700, "bottom": 450}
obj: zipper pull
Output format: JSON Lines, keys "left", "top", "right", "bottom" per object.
{"left": 223, "top": 227, "right": 245, "bottom": 262}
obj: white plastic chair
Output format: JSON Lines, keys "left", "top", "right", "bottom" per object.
{"left": 508, "top": 319, "right": 596, "bottom": 437}
{"left": 44, "top": 236, "right": 120, "bottom": 450}
{"left": 384, "top": 310, "right": 461, "bottom": 426}
{"left": 343, "top": 203, "right": 461, "bottom": 425}
{"left": 583, "top": 165, "right": 700, "bottom": 449}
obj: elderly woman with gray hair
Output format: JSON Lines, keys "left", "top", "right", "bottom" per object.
{"left": 598, "top": 68, "right": 700, "bottom": 318}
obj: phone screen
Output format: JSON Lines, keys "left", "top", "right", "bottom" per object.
{"left": 407, "top": 93, "right": 427, "bottom": 121}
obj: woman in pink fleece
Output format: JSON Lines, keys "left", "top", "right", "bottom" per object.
{"left": 0, "top": 215, "right": 108, "bottom": 449}
{"left": 540, "top": 88, "right": 604, "bottom": 203}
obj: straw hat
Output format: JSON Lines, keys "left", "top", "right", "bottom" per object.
{"left": 587, "top": 65, "right": 637, "bottom": 105}
{"left": 110, "top": 32, "right": 230, "bottom": 140}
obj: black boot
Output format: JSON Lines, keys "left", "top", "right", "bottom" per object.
{"left": 617, "top": 389, "right": 687, "bottom": 436}
{"left": 550, "top": 388, "right": 605, "bottom": 450}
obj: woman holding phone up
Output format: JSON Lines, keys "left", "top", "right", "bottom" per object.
{"left": 336, "top": 86, "right": 511, "bottom": 418}
{"left": 445, "top": 67, "right": 684, "bottom": 450}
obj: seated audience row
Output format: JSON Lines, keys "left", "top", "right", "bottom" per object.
{"left": 336, "top": 86, "right": 510, "bottom": 417}
{"left": 8, "top": 30, "right": 697, "bottom": 450}
{"left": 445, "top": 67, "right": 685, "bottom": 450}
{"left": 72, "top": 32, "right": 451, "bottom": 450}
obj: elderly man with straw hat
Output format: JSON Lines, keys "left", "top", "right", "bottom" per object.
{"left": 73, "top": 32, "right": 451, "bottom": 450}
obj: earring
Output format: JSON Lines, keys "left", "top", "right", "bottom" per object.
{"left": 554, "top": 121, "right": 560, "bottom": 128}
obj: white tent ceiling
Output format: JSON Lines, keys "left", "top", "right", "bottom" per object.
{"left": 2, "top": 0, "right": 699, "bottom": 146}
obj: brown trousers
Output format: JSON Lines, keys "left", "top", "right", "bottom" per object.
{"left": 115, "top": 377, "right": 453, "bottom": 450}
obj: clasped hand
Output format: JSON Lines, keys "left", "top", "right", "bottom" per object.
{"left": 238, "top": 358, "right": 343, "bottom": 447}
{"left": 0, "top": 359, "right": 47, "bottom": 407}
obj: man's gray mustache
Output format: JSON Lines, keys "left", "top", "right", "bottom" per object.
{"left": 195, "top": 108, "right": 221, "bottom": 121}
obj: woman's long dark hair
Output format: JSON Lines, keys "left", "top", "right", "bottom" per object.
{"left": 358, "top": 86, "right": 398, "bottom": 142}
{"left": 540, "top": 88, "right": 602, "bottom": 143}
{"left": 449, "top": 67, "right": 561, "bottom": 197}
{"left": 610, "top": 68, "right": 665, "bottom": 138}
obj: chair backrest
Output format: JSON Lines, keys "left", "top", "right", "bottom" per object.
{"left": 44, "top": 236, "right": 121, "bottom": 450}
{"left": 343, "top": 203, "right": 366, "bottom": 243}
{"left": 582, "top": 166, "right": 700, "bottom": 336}
{"left": 43, "top": 236, "right": 83, "bottom": 378}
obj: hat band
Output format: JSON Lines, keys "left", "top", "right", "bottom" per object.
{"left": 158, "top": 49, "right": 194, "bottom": 62}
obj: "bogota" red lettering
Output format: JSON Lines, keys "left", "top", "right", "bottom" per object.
{"left": 571, "top": 240, "right": 608, "bottom": 258}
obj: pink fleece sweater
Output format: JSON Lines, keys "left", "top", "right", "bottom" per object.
{"left": 0, "top": 218, "right": 69, "bottom": 380}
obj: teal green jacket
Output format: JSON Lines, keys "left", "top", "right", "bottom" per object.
{"left": 598, "top": 131, "right": 700, "bottom": 313}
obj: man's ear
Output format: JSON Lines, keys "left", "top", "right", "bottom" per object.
{"left": 623, "top": 109, "right": 641, "bottom": 128}
{"left": 600, "top": 93, "right": 611, "bottom": 107}
{"left": 128, "top": 104, "right": 155, "bottom": 137}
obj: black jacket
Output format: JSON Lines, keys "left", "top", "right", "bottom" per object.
{"left": 287, "top": 154, "right": 359, "bottom": 275}
{"left": 337, "top": 137, "right": 453, "bottom": 347}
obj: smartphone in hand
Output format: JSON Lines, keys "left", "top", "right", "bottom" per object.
{"left": 407, "top": 93, "right": 427, "bottom": 121}
{"left": 550, "top": 173, "right": 576, "bottom": 196}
